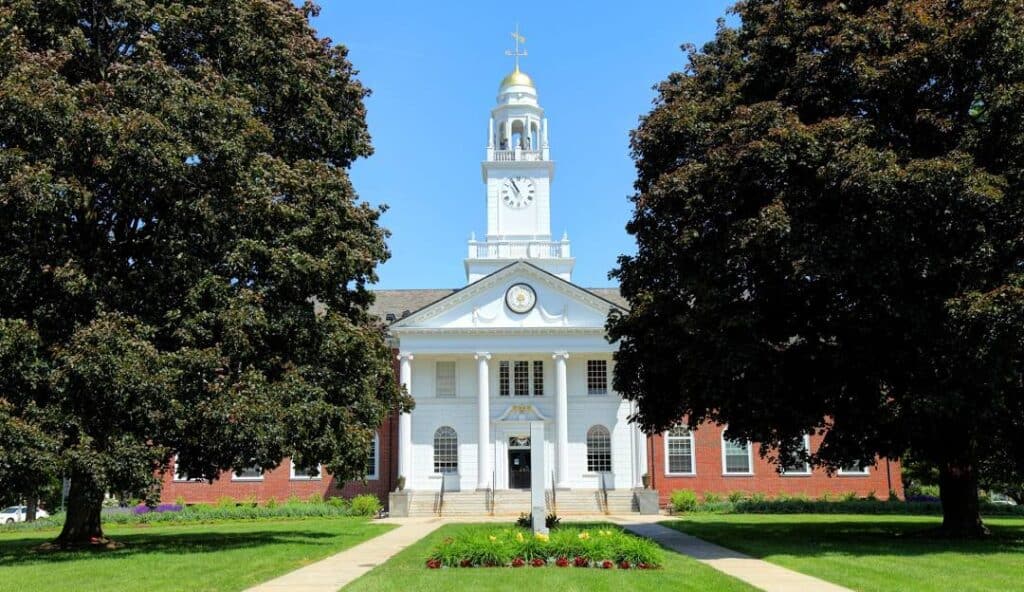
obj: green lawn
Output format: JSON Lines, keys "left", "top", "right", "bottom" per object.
{"left": 0, "top": 517, "right": 393, "bottom": 592}
{"left": 665, "top": 514, "right": 1024, "bottom": 592}
{"left": 344, "top": 522, "right": 758, "bottom": 592}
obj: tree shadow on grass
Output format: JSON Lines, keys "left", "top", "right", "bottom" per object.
{"left": 665, "top": 517, "right": 1024, "bottom": 560}
{"left": 0, "top": 528, "right": 341, "bottom": 567}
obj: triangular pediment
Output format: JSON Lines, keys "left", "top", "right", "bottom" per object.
{"left": 390, "top": 262, "right": 625, "bottom": 333}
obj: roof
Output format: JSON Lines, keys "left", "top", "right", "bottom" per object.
{"left": 369, "top": 282, "right": 627, "bottom": 323}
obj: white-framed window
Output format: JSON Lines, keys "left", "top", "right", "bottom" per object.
{"left": 513, "top": 361, "right": 530, "bottom": 396}
{"left": 587, "top": 360, "right": 608, "bottom": 395}
{"left": 290, "top": 460, "right": 322, "bottom": 480}
{"left": 665, "top": 426, "right": 695, "bottom": 475}
{"left": 366, "top": 432, "right": 379, "bottom": 480}
{"left": 433, "top": 426, "right": 458, "bottom": 474}
{"left": 780, "top": 435, "right": 812, "bottom": 475}
{"left": 172, "top": 455, "right": 201, "bottom": 482}
{"left": 498, "top": 360, "right": 544, "bottom": 396}
{"left": 435, "top": 361, "right": 456, "bottom": 398}
{"left": 532, "top": 360, "right": 544, "bottom": 396}
{"left": 232, "top": 465, "right": 264, "bottom": 481}
{"left": 721, "top": 431, "right": 753, "bottom": 475}
{"left": 586, "top": 425, "right": 612, "bottom": 472}
{"left": 838, "top": 462, "right": 871, "bottom": 476}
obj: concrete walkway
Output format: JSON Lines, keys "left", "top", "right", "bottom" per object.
{"left": 616, "top": 520, "right": 854, "bottom": 592}
{"left": 244, "top": 516, "right": 443, "bottom": 592}
{"left": 245, "top": 513, "right": 853, "bottom": 592}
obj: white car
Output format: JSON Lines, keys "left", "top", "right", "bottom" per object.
{"left": 0, "top": 506, "right": 50, "bottom": 524}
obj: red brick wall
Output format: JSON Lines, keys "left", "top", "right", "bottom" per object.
{"left": 159, "top": 410, "right": 398, "bottom": 506}
{"left": 648, "top": 422, "right": 903, "bottom": 506}
{"left": 160, "top": 349, "right": 402, "bottom": 508}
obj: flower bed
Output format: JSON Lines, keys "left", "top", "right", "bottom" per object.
{"left": 426, "top": 526, "right": 663, "bottom": 570}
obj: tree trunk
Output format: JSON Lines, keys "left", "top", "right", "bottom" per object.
{"left": 54, "top": 474, "right": 105, "bottom": 546}
{"left": 938, "top": 460, "right": 988, "bottom": 537}
{"left": 26, "top": 498, "right": 37, "bottom": 522}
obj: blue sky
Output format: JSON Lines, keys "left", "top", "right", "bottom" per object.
{"left": 309, "top": 1, "right": 735, "bottom": 289}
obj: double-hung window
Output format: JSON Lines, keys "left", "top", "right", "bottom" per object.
{"left": 665, "top": 426, "right": 695, "bottom": 475}
{"left": 435, "top": 361, "right": 456, "bottom": 398}
{"left": 780, "top": 435, "right": 812, "bottom": 475}
{"left": 721, "top": 431, "right": 753, "bottom": 475}
{"left": 587, "top": 360, "right": 608, "bottom": 395}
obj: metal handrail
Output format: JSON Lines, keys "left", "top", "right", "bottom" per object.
{"left": 438, "top": 474, "right": 446, "bottom": 516}
{"left": 599, "top": 472, "right": 609, "bottom": 515}
{"left": 551, "top": 470, "right": 557, "bottom": 514}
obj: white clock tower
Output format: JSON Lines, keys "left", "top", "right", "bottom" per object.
{"left": 465, "top": 31, "right": 574, "bottom": 284}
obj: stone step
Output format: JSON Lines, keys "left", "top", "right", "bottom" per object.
{"left": 402, "top": 489, "right": 640, "bottom": 516}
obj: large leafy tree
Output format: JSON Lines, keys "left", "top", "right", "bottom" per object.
{"left": 0, "top": 0, "right": 407, "bottom": 546}
{"left": 610, "top": 0, "right": 1024, "bottom": 537}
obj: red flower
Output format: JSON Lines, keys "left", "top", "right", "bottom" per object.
{"left": 426, "top": 559, "right": 441, "bottom": 569}
{"left": 574, "top": 556, "right": 589, "bottom": 567}
{"left": 638, "top": 562, "right": 650, "bottom": 570}
{"left": 511, "top": 557, "right": 526, "bottom": 567}
{"left": 556, "top": 557, "right": 569, "bottom": 567}
{"left": 531, "top": 557, "right": 545, "bottom": 567}
{"left": 602, "top": 560, "right": 614, "bottom": 569}
{"left": 619, "top": 560, "right": 631, "bottom": 569}
{"left": 459, "top": 559, "right": 473, "bottom": 568}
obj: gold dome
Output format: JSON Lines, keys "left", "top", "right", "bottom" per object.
{"left": 499, "top": 67, "right": 535, "bottom": 91}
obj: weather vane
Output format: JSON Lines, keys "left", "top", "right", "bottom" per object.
{"left": 505, "top": 24, "right": 527, "bottom": 70}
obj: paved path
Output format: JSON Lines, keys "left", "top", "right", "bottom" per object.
{"left": 615, "top": 520, "right": 854, "bottom": 592}
{"left": 244, "top": 517, "right": 443, "bottom": 592}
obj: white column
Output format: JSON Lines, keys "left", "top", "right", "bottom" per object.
{"left": 475, "top": 352, "right": 492, "bottom": 490}
{"left": 398, "top": 353, "right": 414, "bottom": 487}
{"left": 631, "top": 401, "right": 646, "bottom": 488}
{"left": 553, "top": 351, "right": 570, "bottom": 489}
{"left": 488, "top": 117, "right": 494, "bottom": 148}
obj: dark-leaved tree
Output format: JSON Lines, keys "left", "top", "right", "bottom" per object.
{"left": 0, "top": 0, "right": 407, "bottom": 546}
{"left": 610, "top": 0, "right": 1024, "bottom": 537}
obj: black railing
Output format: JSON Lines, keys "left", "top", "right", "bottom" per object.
{"left": 550, "top": 470, "right": 557, "bottom": 514}
{"left": 438, "top": 475, "right": 446, "bottom": 516}
{"left": 599, "top": 472, "right": 609, "bottom": 515}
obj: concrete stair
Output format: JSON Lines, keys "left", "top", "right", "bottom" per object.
{"left": 404, "top": 488, "right": 640, "bottom": 517}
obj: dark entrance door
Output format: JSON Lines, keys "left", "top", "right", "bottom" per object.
{"left": 509, "top": 449, "right": 531, "bottom": 489}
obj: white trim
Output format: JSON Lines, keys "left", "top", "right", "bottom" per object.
{"left": 720, "top": 430, "right": 754, "bottom": 476}
{"left": 780, "top": 435, "right": 812, "bottom": 476}
{"left": 232, "top": 465, "right": 264, "bottom": 481}
{"left": 289, "top": 460, "right": 322, "bottom": 481}
{"left": 838, "top": 463, "right": 871, "bottom": 476}
{"left": 172, "top": 455, "right": 201, "bottom": 482}
{"left": 664, "top": 427, "right": 696, "bottom": 476}
{"left": 366, "top": 432, "right": 380, "bottom": 480}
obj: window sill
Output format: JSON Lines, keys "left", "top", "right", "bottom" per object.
{"left": 231, "top": 477, "right": 264, "bottom": 482}
{"left": 664, "top": 472, "right": 697, "bottom": 477}
{"left": 837, "top": 472, "right": 870, "bottom": 477}
{"left": 721, "top": 472, "right": 754, "bottom": 477}
{"left": 289, "top": 477, "right": 322, "bottom": 482}
{"left": 780, "top": 472, "right": 812, "bottom": 477}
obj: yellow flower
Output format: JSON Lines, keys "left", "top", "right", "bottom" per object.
{"left": 578, "top": 531, "right": 590, "bottom": 540}
{"left": 535, "top": 532, "right": 549, "bottom": 541}
{"left": 515, "top": 532, "right": 525, "bottom": 542}
{"left": 489, "top": 535, "right": 497, "bottom": 542}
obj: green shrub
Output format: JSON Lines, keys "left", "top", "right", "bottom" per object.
{"left": 669, "top": 489, "right": 698, "bottom": 513}
{"left": 427, "top": 526, "right": 664, "bottom": 569}
{"left": 265, "top": 497, "right": 278, "bottom": 509}
{"left": 350, "top": 494, "right": 382, "bottom": 516}
{"left": 326, "top": 496, "right": 349, "bottom": 509}
{"left": 841, "top": 491, "right": 858, "bottom": 502}
{"left": 306, "top": 492, "right": 323, "bottom": 504}
{"left": 515, "top": 512, "right": 560, "bottom": 529}
{"left": 216, "top": 496, "right": 236, "bottom": 508}
{"left": 727, "top": 490, "right": 747, "bottom": 503}
{"left": 703, "top": 492, "right": 722, "bottom": 504}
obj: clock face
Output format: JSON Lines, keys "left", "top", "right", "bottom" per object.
{"left": 505, "top": 283, "right": 537, "bottom": 314}
{"left": 500, "top": 176, "right": 536, "bottom": 209}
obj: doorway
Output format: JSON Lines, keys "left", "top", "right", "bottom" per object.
{"left": 508, "top": 449, "right": 531, "bottom": 489}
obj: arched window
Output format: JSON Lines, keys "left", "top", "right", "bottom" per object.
{"left": 433, "top": 426, "right": 458, "bottom": 474}
{"left": 665, "top": 426, "right": 695, "bottom": 475}
{"left": 586, "top": 425, "right": 612, "bottom": 473}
